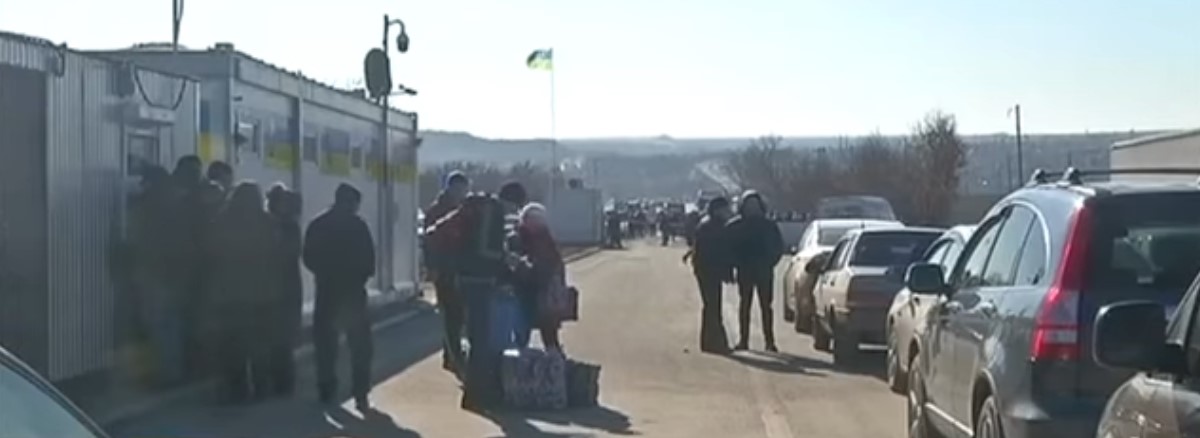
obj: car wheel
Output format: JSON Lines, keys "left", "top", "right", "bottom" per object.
{"left": 831, "top": 317, "right": 859, "bottom": 365}
{"left": 886, "top": 334, "right": 907, "bottom": 394}
{"left": 975, "top": 396, "right": 1004, "bottom": 438}
{"left": 811, "top": 313, "right": 831, "bottom": 352}
{"left": 907, "top": 365, "right": 941, "bottom": 438}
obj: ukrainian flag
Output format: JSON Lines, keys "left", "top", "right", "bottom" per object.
{"left": 526, "top": 49, "right": 553, "bottom": 71}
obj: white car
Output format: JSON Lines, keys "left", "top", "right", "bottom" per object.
{"left": 781, "top": 218, "right": 903, "bottom": 332}
{"left": 883, "top": 225, "right": 975, "bottom": 393}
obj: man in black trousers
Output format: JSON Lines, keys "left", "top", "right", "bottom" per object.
{"left": 727, "top": 190, "right": 784, "bottom": 353}
{"left": 683, "top": 196, "right": 735, "bottom": 354}
{"left": 303, "top": 184, "right": 377, "bottom": 410}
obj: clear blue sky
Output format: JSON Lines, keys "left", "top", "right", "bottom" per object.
{"left": 2, "top": 0, "right": 1196, "bottom": 138}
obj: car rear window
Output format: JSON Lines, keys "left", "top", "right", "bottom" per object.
{"left": 1088, "top": 192, "right": 1200, "bottom": 302}
{"left": 850, "top": 231, "right": 940, "bottom": 267}
{"left": 816, "top": 197, "right": 897, "bottom": 220}
{"left": 818, "top": 226, "right": 856, "bottom": 246}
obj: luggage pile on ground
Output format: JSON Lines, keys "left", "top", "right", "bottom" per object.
{"left": 501, "top": 348, "right": 568, "bottom": 409}
{"left": 500, "top": 348, "right": 601, "bottom": 410}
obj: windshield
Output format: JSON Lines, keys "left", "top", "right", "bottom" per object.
{"left": 850, "top": 232, "right": 940, "bottom": 267}
{"left": 0, "top": 360, "right": 101, "bottom": 438}
{"left": 816, "top": 197, "right": 897, "bottom": 220}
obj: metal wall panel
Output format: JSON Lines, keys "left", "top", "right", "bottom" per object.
{"left": 4, "top": 31, "right": 201, "bottom": 380}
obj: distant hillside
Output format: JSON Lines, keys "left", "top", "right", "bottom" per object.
{"left": 418, "top": 129, "right": 1165, "bottom": 198}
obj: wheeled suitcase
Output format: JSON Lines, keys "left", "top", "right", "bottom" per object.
{"left": 566, "top": 359, "right": 601, "bottom": 407}
{"left": 500, "top": 348, "right": 568, "bottom": 410}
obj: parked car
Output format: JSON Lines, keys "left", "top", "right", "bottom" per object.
{"left": 781, "top": 219, "right": 903, "bottom": 332}
{"left": 815, "top": 195, "right": 898, "bottom": 221}
{"left": 1091, "top": 291, "right": 1197, "bottom": 438}
{"left": 884, "top": 225, "right": 975, "bottom": 393}
{"left": 809, "top": 226, "right": 942, "bottom": 364}
{"left": 0, "top": 345, "right": 109, "bottom": 437}
{"left": 905, "top": 168, "right": 1200, "bottom": 438}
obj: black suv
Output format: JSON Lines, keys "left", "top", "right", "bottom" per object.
{"left": 904, "top": 168, "right": 1200, "bottom": 438}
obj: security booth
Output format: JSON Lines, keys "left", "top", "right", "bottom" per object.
{"left": 1111, "top": 129, "right": 1200, "bottom": 183}
{"left": 0, "top": 31, "right": 200, "bottom": 381}
{"left": 94, "top": 43, "right": 422, "bottom": 324}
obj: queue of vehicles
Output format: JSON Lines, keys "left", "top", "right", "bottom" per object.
{"left": 784, "top": 170, "right": 1200, "bottom": 438}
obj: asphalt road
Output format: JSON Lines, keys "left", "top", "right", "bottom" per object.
{"left": 110, "top": 241, "right": 904, "bottom": 438}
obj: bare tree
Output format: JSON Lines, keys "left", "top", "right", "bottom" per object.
{"left": 725, "top": 112, "right": 968, "bottom": 223}
{"left": 908, "top": 111, "right": 967, "bottom": 225}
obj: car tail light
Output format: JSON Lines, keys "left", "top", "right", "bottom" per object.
{"left": 1031, "top": 204, "right": 1092, "bottom": 362}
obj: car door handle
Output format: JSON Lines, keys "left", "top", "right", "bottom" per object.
{"left": 978, "top": 301, "right": 997, "bottom": 317}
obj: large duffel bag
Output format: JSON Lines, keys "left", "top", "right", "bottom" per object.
{"left": 500, "top": 348, "right": 568, "bottom": 410}
{"left": 566, "top": 359, "right": 601, "bottom": 407}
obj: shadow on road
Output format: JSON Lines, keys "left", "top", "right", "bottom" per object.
{"left": 108, "top": 309, "right": 443, "bottom": 438}
{"left": 478, "top": 404, "right": 639, "bottom": 438}
{"left": 725, "top": 350, "right": 829, "bottom": 376}
{"left": 835, "top": 350, "right": 887, "bottom": 380}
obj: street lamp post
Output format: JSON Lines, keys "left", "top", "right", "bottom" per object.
{"left": 366, "top": 14, "right": 411, "bottom": 294}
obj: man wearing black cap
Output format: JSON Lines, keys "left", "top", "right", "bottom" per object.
{"left": 303, "top": 183, "right": 377, "bottom": 409}
{"left": 683, "top": 196, "right": 735, "bottom": 354}
{"left": 424, "top": 171, "right": 471, "bottom": 373}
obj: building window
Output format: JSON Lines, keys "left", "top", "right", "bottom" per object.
{"left": 126, "top": 133, "right": 159, "bottom": 176}
{"left": 303, "top": 123, "right": 319, "bottom": 163}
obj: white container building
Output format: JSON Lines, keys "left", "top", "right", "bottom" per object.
{"left": 94, "top": 43, "right": 422, "bottom": 325}
{"left": 0, "top": 31, "right": 201, "bottom": 380}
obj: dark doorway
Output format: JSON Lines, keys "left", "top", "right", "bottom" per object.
{"left": 0, "top": 64, "right": 50, "bottom": 374}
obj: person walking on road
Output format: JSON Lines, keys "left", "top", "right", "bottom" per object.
{"left": 424, "top": 171, "right": 471, "bottom": 373}
{"left": 204, "top": 182, "right": 283, "bottom": 402}
{"left": 682, "top": 196, "right": 734, "bottom": 354}
{"left": 266, "top": 184, "right": 304, "bottom": 396}
{"left": 727, "top": 190, "right": 785, "bottom": 352}
{"left": 303, "top": 184, "right": 377, "bottom": 410}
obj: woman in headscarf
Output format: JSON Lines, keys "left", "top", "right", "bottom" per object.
{"left": 266, "top": 184, "right": 304, "bottom": 396}
{"left": 204, "top": 182, "right": 283, "bottom": 403}
{"left": 514, "top": 202, "right": 566, "bottom": 350}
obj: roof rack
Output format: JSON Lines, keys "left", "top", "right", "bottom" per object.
{"left": 1026, "top": 167, "right": 1200, "bottom": 187}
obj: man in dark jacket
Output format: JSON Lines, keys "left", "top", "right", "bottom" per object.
{"left": 683, "top": 196, "right": 734, "bottom": 354}
{"left": 424, "top": 171, "right": 471, "bottom": 373}
{"left": 427, "top": 189, "right": 519, "bottom": 410}
{"left": 303, "top": 184, "right": 377, "bottom": 409}
{"left": 726, "top": 190, "right": 784, "bottom": 352}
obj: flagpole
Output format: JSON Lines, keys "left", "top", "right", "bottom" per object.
{"left": 549, "top": 59, "right": 558, "bottom": 205}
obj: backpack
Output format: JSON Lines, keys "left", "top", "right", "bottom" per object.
{"left": 426, "top": 193, "right": 508, "bottom": 277}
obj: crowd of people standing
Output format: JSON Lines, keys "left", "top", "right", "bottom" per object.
{"left": 120, "top": 155, "right": 378, "bottom": 409}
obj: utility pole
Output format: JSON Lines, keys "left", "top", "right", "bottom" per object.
{"left": 1013, "top": 104, "right": 1024, "bottom": 180}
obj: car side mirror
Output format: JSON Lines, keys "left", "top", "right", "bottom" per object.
{"left": 1094, "top": 301, "right": 1177, "bottom": 372}
{"left": 805, "top": 252, "right": 831, "bottom": 274}
{"left": 905, "top": 263, "right": 947, "bottom": 295}
{"left": 787, "top": 245, "right": 798, "bottom": 255}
